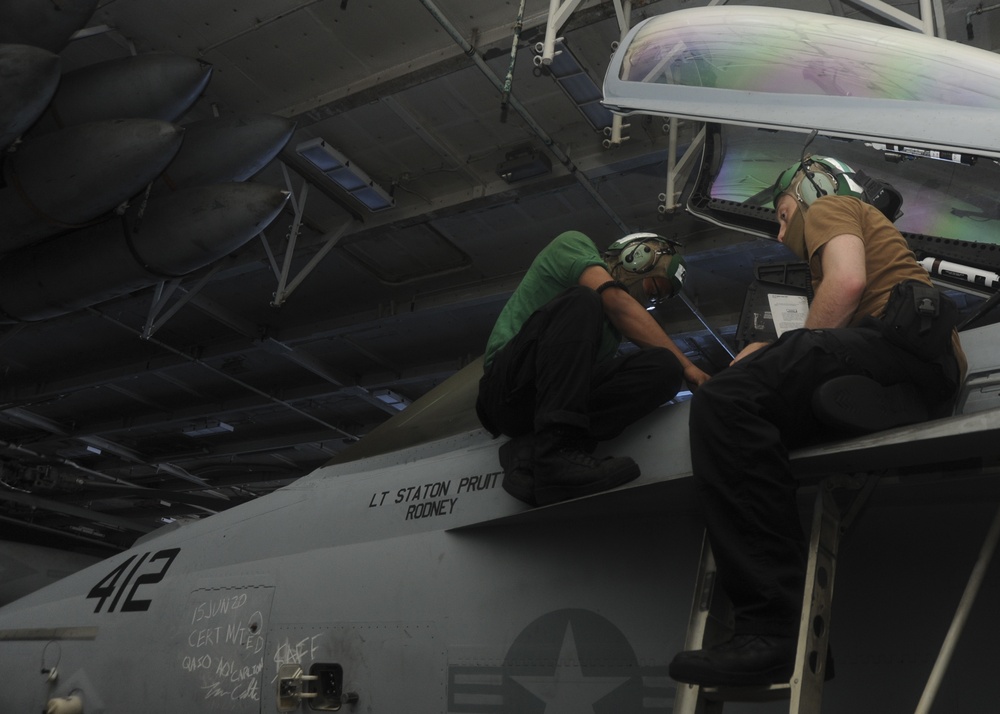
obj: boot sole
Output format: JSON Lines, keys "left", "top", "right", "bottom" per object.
{"left": 669, "top": 648, "right": 835, "bottom": 687}
{"left": 534, "top": 462, "right": 640, "bottom": 506}
{"left": 668, "top": 660, "right": 793, "bottom": 687}
{"left": 502, "top": 469, "right": 537, "bottom": 506}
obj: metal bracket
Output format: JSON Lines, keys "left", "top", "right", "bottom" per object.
{"left": 277, "top": 663, "right": 359, "bottom": 712}
{"left": 265, "top": 163, "right": 353, "bottom": 308}
{"left": 277, "top": 665, "right": 319, "bottom": 711}
{"left": 536, "top": 0, "right": 585, "bottom": 65}
{"left": 602, "top": 115, "right": 629, "bottom": 149}
{"left": 142, "top": 264, "right": 223, "bottom": 339}
{"left": 658, "top": 122, "right": 705, "bottom": 215}
{"left": 915, "top": 501, "right": 1000, "bottom": 713}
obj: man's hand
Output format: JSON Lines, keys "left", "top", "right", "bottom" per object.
{"left": 579, "top": 265, "right": 711, "bottom": 388}
{"left": 730, "top": 341, "right": 770, "bottom": 366}
{"left": 684, "top": 364, "right": 711, "bottom": 389}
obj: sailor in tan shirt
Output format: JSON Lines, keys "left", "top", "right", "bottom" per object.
{"left": 670, "top": 155, "right": 964, "bottom": 687}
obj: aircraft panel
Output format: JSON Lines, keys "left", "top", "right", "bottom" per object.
{"left": 180, "top": 582, "right": 275, "bottom": 708}
{"left": 251, "top": 507, "right": 705, "bottom": 713}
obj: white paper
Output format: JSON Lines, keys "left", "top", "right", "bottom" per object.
{"left": 767, "top": 294, "right": 809, "bottom": 337}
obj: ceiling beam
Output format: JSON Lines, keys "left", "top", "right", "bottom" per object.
{"left": 0, "top": 489, "right": 153, "bottom": 534}
{"left": 0, "top": 278, "right": 518, "bottom": 408}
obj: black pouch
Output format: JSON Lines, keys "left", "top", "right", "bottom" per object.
{"left": 881, "top": 279, "right": 958, "bottom": 359}
{"left": 855, "top": 169, "right": 904, "bottom": 222}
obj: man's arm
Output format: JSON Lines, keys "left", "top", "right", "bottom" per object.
{"left": 730, "top": 233, "right": 866, "bottom": 364}
{"left": 579, "top": 265, "right": 710, "bottom": 388}
{"left": 804, "top": 233, "right": 867, "bottom": 329}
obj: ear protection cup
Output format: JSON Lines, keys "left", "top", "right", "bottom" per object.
{"left": 603, "top": 234, "right": 685, "bottom": 303}
{"left": 621, "top": 241, "right": 657, "bottom": 272}
{"left": 797, "top": 165, "right": 838, "bottom": 205}
{"left": 774, "top": 153, "right": 902, "bottom": 221}
{"left": 773, "top": 155, "right": 867, "bottom": 208}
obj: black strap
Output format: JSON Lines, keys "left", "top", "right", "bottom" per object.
{"left": 596, "top": 280, "right": 628, "bottom": 295}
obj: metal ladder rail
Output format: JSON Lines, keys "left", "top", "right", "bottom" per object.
{"left": 673, "top": 533, "right": 730, "bottom": 714}
{"left": 674, "top": 475, "right": 873, "bottom": 714}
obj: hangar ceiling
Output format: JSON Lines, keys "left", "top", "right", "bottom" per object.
{"left": 0, "top": 0, "right": 996, "bottom": 555}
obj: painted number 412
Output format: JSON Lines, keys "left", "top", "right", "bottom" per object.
{"left": 86, "top": 548, "right": 180, "bottom": 613}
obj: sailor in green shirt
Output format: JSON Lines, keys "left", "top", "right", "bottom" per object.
{"left": 476, "top": 230, "right": 710, "bottom": 507}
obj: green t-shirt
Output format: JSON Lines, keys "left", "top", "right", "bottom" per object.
{"left": 483, "top": 231, "right": 621, "bottom": 368}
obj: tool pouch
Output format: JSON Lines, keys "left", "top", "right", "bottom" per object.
{"left": 881, "top": 279, "right": 958, "bottom": 360}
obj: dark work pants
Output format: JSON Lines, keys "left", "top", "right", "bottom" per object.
{"left": 476, "top": 286, "right": 684, "bottom": 440}
{"left": 689, "top": 327, "right": 956, "bottom": 637}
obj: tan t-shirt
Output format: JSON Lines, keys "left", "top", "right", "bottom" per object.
{"left": 803, "top": 196, "right": 932, "bottom": 325}
{"left": 803, "top": 195, "right": 967, "bottom": 378}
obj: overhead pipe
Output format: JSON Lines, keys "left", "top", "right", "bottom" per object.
{"left": 0, "top": 429, "right": 224, "bottom": 507}
{"left": 499, "top": 0, "right": 527, "bottom": 123}
{"left": 0, "top": 437, "right": 135, "bottom": 486}
{"left": 0, "top": 513, "right": 120, "bottom": 550}
{"left": 92, "top": 309, "right": 362, "bottom": 443}
{"left": 417, "top": 0, "right": 632, "bottom": 234}
{"left": 966, "top": 3, "right": 1000, "bottom": 39}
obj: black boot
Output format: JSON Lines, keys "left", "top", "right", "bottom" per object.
{"left": 532, "top": 426, "right": 640, "bottom": 506}
{"left": 812, "top": 375, "right": 928, "bottom": 433}
{"left": 669, "top": 634, "right": 796, "bottom": 687}
{"left": 498, "top": 434, "right": 536, "bottom": 506}
{"left": 669, "top": 634, "right": 835, "bottom": 687}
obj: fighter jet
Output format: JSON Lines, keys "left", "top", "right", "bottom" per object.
{"left": 1, "top": 6, "right": 1000, "bottom": 714}
{"left": 0, "top": 541, "right": 100, "bottom": 607}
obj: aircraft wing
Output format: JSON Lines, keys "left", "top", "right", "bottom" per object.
{"left": 790, "top": 409, "right": 1000, "bottom": 477}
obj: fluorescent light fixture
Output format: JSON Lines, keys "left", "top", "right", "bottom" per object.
{"left": 497, "top": 145, "right": 552, "bottom": 183}
{"left": 372, "top": 388, "right": 411, "bottom": 411}
{"left": 69, "top": 525, "right": 106, "bottom": 537}
{"left": 542, "top": 40, "right": 613, "bottom": 130}
{"left": 183, "top": 420, "right": 234, "bottom": 437}
{"left": 295, "top": 138, "right": 395, "bottom": 212}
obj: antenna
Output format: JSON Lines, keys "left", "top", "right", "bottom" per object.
{"left": 800, "top": 129, "right": 827, "bottom": 199}
{"left": 801, "top": 129, "right": 819, "bottom": 163}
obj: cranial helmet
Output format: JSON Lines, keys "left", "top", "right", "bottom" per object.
{"left": 772, "top": 154, "right": 904, "bottom": 222}
{"left": 603, "top": 232, "right": 686, "bottom": 303}
{"left": 771, "top": 155, "right": 866, "bottom": 209}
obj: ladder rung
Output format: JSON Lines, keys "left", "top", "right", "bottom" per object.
{"left": 703, "top": 683, "right": 791, "bottom": 703}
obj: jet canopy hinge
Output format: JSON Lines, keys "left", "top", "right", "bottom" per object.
{"left": 277, "top": 663, "right": 358, "bottom": 712}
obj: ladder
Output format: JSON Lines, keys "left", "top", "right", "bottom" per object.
{"left": 673, "top": 475, "right": 875, "bottom": 714}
